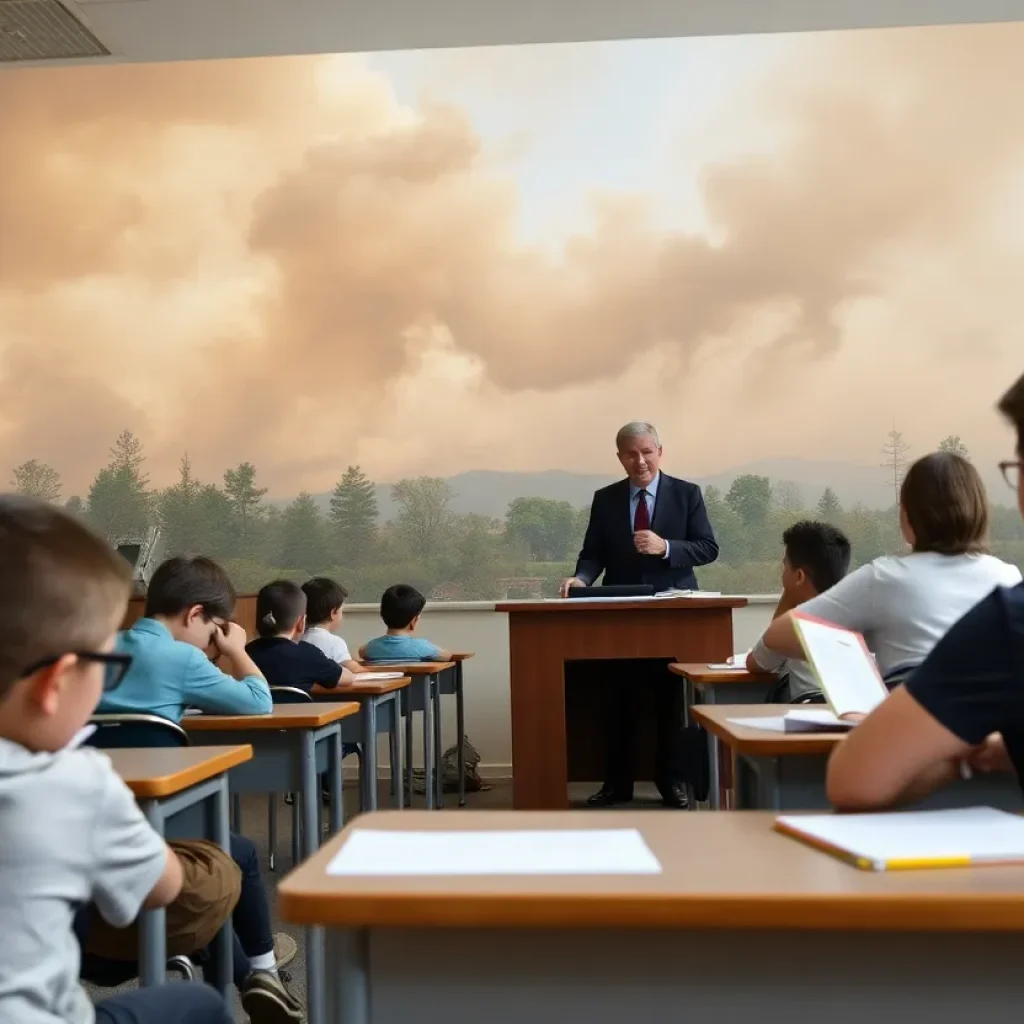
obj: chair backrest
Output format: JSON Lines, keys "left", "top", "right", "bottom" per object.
{"left": 87, "top": 713, "right": 189, "bottom": 748}
{"left": 270, "top": 685, "right": 312, "bottom": 704}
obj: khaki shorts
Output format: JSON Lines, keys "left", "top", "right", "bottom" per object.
{"left": 85, "top": 840, "right": 241, "bottom": 960}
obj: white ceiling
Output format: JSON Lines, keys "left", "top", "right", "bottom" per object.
{"left": 14, "top": 0, "right": 1024, "bottom": 67}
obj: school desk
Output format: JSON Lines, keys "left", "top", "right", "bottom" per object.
{"left": 669, "top": 662, "right": 773, "bottom": 809}
{"left": 279, "top": 809, "right": 1024, "bottom": 1024}
{"left": 109, "top": 744, "right": 252, "bottom": 995}
{"left": 311, "top": 676, "right": 411, "bottom": 812}
{"left": 692, "top": 704, "right": 1023, "bottom": 812}
{"left": 362, "top": 662, "right": 455, "bottom": 809}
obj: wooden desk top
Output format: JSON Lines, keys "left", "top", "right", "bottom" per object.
{"left": 107, "top": 744, "right": 252, "bottom": 798}
{"left": 449, "top": 652, "right": 474, "bottom": 661}
{"left": 311, "top": 677, "right": 411, "bottom": 698}
{"left": 693, "top": 704, "right": 844, "bottom": 756}
{"left": 670, "top": 662, "right": 773, "bottom": 685}
{"left": 278, "top": 810, "right": 1024, "bottom": 932}
{"left": 496, "top": 597, "right": 747, "bottom": 614}
{"left": 182, "top": 703, "right": 360, "bottom": 732}
{"left": 362, "top": 662, "right": 455, "bottom": 674}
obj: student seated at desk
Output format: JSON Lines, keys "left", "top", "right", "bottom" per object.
{"left": 0, "top": 496, "right": 231, "bottom": 1024}
{"left": 246, "top": 580, "right": 356, "bottom": 691}
{"left": 827, "top": 375, "right": 1024, "bottom": 811}
{"left": 96, "top": 557, "right": 304, "bottom": 1023}
{"left": 757, "top": 451, "right": 1021, "bottom": 684}
{"left": 361, "top": 584, "right": 451, "bottom": 663}
{"left": 301, "top": 577, "right": 363, "bottom": 672}
{"left": 746, "top": 520, "right": 852, "bottom": 703}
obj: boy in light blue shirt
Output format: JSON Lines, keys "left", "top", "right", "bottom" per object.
{"left": 361, "top": 584, "right": 450, "bottom": 663}
{"left": 100, "top": 556, "right": 272, "bottom": 723}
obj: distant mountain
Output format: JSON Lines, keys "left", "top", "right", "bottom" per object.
{"left": 277, "top": 457, "right": 995, "bottom": 519}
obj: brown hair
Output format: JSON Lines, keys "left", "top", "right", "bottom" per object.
{"left": 899, "top": 452, "right": 989, "bottom": 555}
{"left": 0, "top": 495, "right": 131, "bottom": 698}
{"left": 997, "top": 372, "right": 1024, "bottom": 454}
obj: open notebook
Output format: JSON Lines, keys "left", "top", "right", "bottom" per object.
{"left": 791, "top": 612, "right": 888, "bottom": 717}
{"left": 728, "top": 709, "right": 855, "bottom": 734}
{"left": 352, "top": 672, "right": 406, "bottom": 682}
{"left": 776, "top": 806, "right": 1024, "bottom": 871}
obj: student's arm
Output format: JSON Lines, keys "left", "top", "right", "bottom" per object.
{"left": 357, "top": 644, "right": 368, "bottom": 660}
{"left": 90, "top": 757, "right": 182, "bottom": 925}
{"left": 826, "top": 590, "right": 1020, "bottom": 811}
{"left": 664, "top": 486, "right": 719, "bottom": 570}
{"left": 746, "top": 590, "right": 801, "bottom": 673}
{"left": 761, "top": 564, "right": 876, "bottom": 659}
{"left": 184, "top": 645, "right": 272, "bottom": 715}
{"left": 309, "top": 649, "right": 344, "bottom": 690}
{"left": 342, "top": 658, "right": 364, "bottom": 673}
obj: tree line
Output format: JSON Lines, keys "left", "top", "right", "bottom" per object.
{"left": 10, "top": 430, "right": 1022, "bottom": 600}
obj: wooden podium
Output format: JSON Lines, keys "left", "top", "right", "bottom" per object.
{"left": 495, "top": 597, "right": 747, "bottom": 809}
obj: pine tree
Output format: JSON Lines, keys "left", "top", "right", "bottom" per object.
{"left": 329, "top": 466, "right": 379, "bottom": 568}
{"left": 880, "top": 428, "right": 910, "bottom": 510}
{"left": 223, "top": 462, "right": 267, "bottom": 552}
{"left": 938, "top": 435, "right": 970, "bottom": 460}
{"left": 816, "top": 486, "right": 843, "bottom": 523}
{"left": 87, "top": 430, "right": 151, "bottom": 542}
{"left": 278, "top": 492, "right": 327, "bottom": 573}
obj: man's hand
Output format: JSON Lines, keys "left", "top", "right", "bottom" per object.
{"left": 213, "top": 621, "right": 248, "bottom": 657}
{"left": 559, "top": 577, "right": 585, "bottom": 598}
{"left": 633, "top": 530, "right": 667, "bottom": 557}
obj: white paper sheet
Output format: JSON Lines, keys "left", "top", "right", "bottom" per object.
{"left": 727, "top": 710, "right": 854, "bottom": 733}
{"left": 326, "top": 828, "right": 663, "bottom": 876}
{"left": 352, "top": 672, "right": 405, "bottom": 681}
{"left": 777, "top": 807, "right": 1024, "bottom": 867}
{"left": 791, "top": 616, "right": 887, "bottom": 716}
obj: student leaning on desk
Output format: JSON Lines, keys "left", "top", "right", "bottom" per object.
{"left": 0, "top": 497, "right": 232, "bottom": 1024}
{"left": 826, "top": 372, "right": 1024, "bottom": 812}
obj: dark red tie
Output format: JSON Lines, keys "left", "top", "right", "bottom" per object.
{"left": 634, "top": 490, "right": 650, "bottom": 531}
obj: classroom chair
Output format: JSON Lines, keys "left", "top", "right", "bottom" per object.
{"left": 87, "top": 713, "right": 189, "bottom": 748}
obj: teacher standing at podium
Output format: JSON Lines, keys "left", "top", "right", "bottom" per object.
{"left": 560, "top": 421, "right": 719, "bottom": 807}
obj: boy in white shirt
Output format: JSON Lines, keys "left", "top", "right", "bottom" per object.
{"left": 301, "top": 577, "right": 362, "bottom": 672}
{"left": 0, "top": 495, "right": 230, "bottom": 1024}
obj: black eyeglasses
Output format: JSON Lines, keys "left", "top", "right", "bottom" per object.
{"left": 999, "top": 460, "right": 1023, "bottom": 490}
{"left": 21, "top": 651, "right": 133, "bottom": 692}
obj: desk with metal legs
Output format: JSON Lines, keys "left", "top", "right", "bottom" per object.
{"left": 670, "top": 664, "right": 773, "bottom": 810}
{"left": 364, "top": 663, "right": 454, "bottom": 809}
{"left": 183, "top": 703, "right": 359, "bottom": 1024}
{"left": 312, "top": 677, "right": 411, "bottom": 812}
{"left": 693, "top": 704, "right": 1024, "bottom": 812}
{"left": 443, "top": 653, "right": 474, "bottom": 806}
{"left": 280, "top": 810, "right": 1024, "bottom": 1024}
{"left": 109, "top": 745, "right": 252, "bottom": 997}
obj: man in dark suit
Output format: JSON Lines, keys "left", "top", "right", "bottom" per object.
{"left": 561, "top": 421, "right": 719, "bottom": 807}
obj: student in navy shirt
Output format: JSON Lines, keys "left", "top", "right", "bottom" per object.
{"left": 246, "top": 581, "right": 355, "bottom": 692}
{"left": 827, "top": 372, "right": 1024, "bottom": 809}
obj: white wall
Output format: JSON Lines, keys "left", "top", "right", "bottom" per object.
{"left": 341, "top": 597, "right": 777, "bottom": 776}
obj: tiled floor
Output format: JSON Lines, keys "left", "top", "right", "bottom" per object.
{"left": 87, "top": 776, "right": 674, "bottom": 1020}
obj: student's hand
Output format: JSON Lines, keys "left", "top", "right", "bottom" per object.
{"left": 634, "top": 530, "right": 667, "bottom": 556}
{"left": 339, "top": 668, "right": 357, "bottom": 686}
{"left": 839, "top": 712, "right": 867, "bottom": 724}
{"left": 560, "top": 577, "right": 585, "bottom": 598}
{"left": 213, "top": 621, "right": 248, "bottom": 657}
{"left": 967, "top": 734, "right": 1014, "bottom": 774}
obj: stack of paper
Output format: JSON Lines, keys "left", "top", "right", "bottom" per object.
{"left": 727, "top": 709, "right": 855, "bottom": 734}
{"left": 326, "top": 828, "right": 663, "bottom": 876}
{"left": 708, "top": 651, "right": 752, "bottom": 670}
{"left": 352, "top": 671, "right": 405, "bottom": 682}
{"left": 776, "top": 807, "right": 1024, "bottom": 871}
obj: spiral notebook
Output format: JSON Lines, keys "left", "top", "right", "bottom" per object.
{"left": 776, "top": 806, "right": 1024, "bottom": 871}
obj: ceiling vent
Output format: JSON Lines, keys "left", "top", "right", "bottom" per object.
{"left": 0, "top": 0, "right": 109, "bottom": 62}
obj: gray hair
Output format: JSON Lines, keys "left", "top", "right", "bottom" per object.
{"left": 615, "top": 421, "right": 661, "bottom": 450}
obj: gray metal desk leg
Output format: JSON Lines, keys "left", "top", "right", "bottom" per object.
{"left": 363, "top": 697, "right": 379, "bottom": 813}
{"left": 291, "top": 799, "right": 300, "bottom": 868}
{"left": 206, "top": 776, "right": 233, "bottom": 999}
{"left": 432, "top": 674, "right": 443, "bottom": 809}
{"left": 328, "top": 728, "right": 344, "bottom": 836}
{"left": 300, "top": 731, "right": 318, "bottom": 858}
{"left": 403, "top": 687, "right": 413, "bottom": 802}
{"left": 421, "top": 676, "right": 435, "bottom": 810}
{"left": 702, "top": 687, "right": 721, "bottom": 811}
{"left": 681, "top": 677, "right": 697, "bottom": 811}
{"left": 231, "top": 793, "right": 242, "bottom": 833}
{"left": 325, "top": 928, "right": 370, "bottom": 1024}
{"left": 390, "top": 695, "right": 404, "bottom": 809}
{"left": 138, "top": 799, "right": 167, "bottom": 987}
{"left": 456, "top": 662, "right": 466, "bottom": 806}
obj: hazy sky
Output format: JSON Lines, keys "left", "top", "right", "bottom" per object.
{"left": 1, "top": 22, "right": 1024, "bottom": 497}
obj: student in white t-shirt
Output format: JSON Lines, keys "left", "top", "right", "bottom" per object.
{"left": 759, "top": 451, "right": 1022, "bottom": 679}
{"left": 300, "top": 576, "right": 364, "bottom": 672}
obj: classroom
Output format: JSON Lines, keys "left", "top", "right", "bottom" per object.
{"left": 4, "top": 2, "right": 1024, "bottom": 1023}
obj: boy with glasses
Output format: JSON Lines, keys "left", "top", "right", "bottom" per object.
{"left": 0, "top": 495, "right": 230, "bottom": 1024}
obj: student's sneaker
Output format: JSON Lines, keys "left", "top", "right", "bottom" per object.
{"left": 241, "top": 969, "right": 305, "bottom": 1023}
{"left": 273, "top": 932, "right": 298, "bottom": 969}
